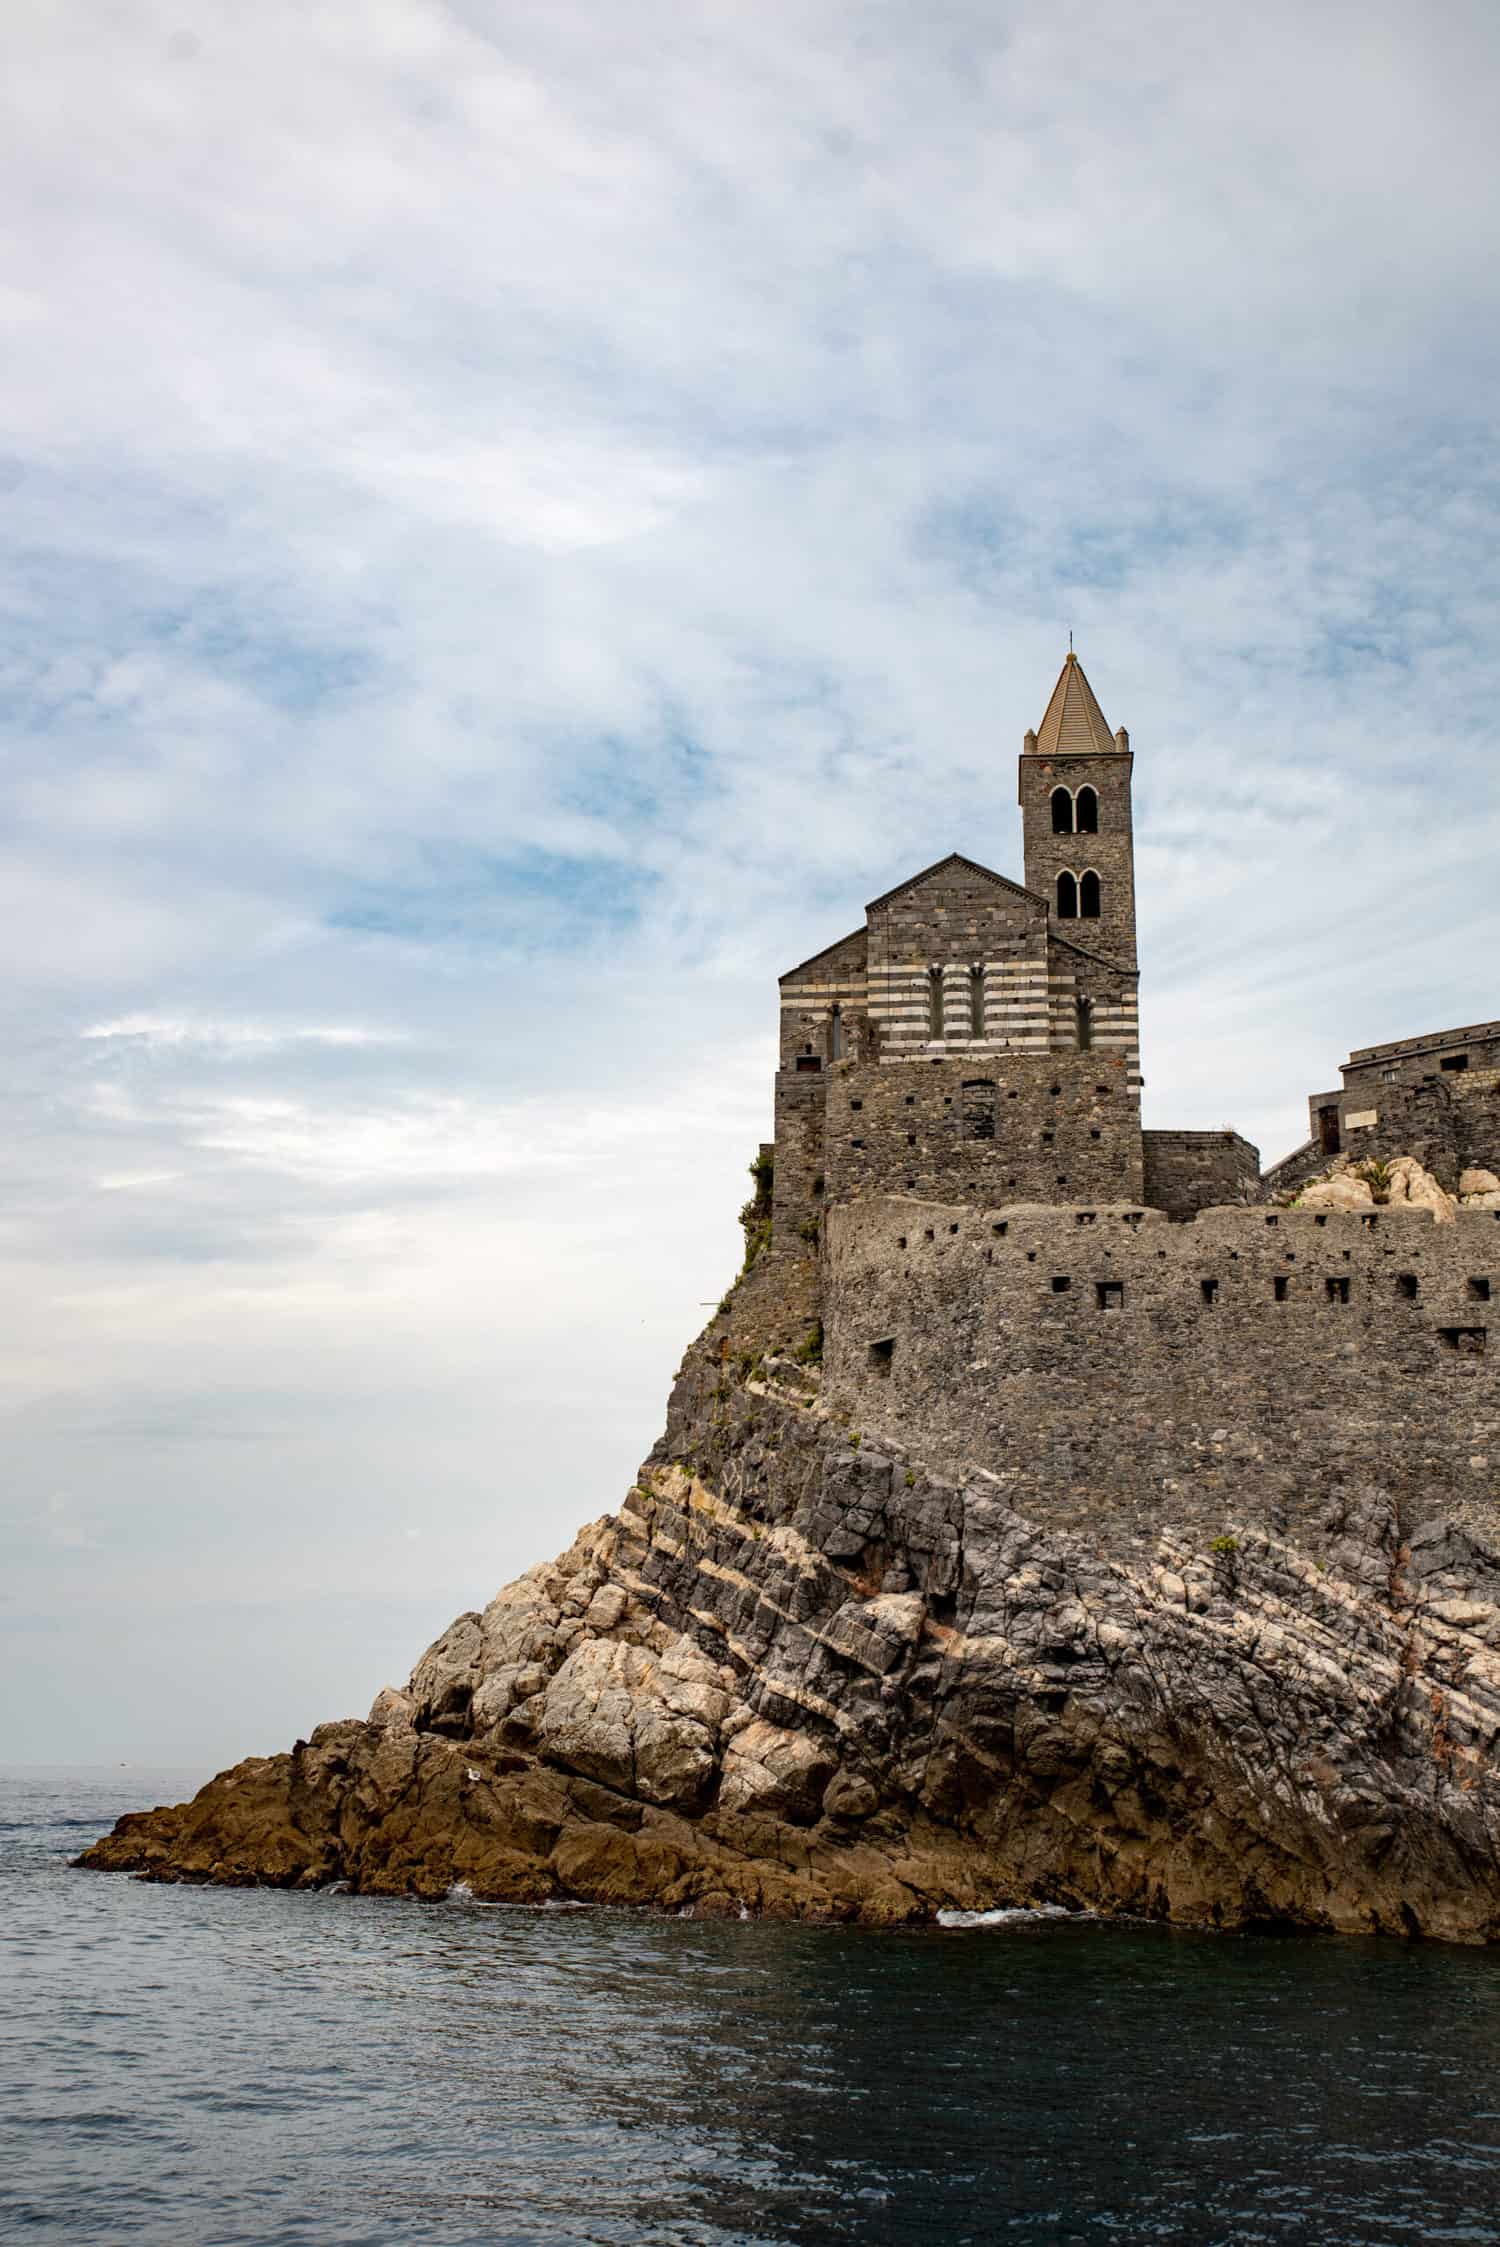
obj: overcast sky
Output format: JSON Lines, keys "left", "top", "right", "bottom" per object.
{"left": 5, "top": 0, "right": 1500, "bottom": 1763}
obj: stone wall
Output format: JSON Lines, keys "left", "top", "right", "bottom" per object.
{"left": 820, "top": 1051, "right": 1143, "bottom": 1210}
{"left": 864, "top": 860, "right": 1051, "bottom": 1060}
{"left": 778, "top": 926, "right": 870, "bottom": 1069}
{"left": 1143, "top": 1129, "right": 1261, "bottom": 1219}
{"left": 1308, "top": 1071, "right": 1500, "bottom": 1193}
{"left": 1260, "top": 1139, "right": 1324, "bottom": 1199}
{"left": 771, "top": 1072, "right": 826, "bottom": 1244}
{"left": 1344, "top": 1020, "right": 1500, "bottom": 1092}
{"left": 1019, "top": 748, "right": 1137, "bottom": 972}
{"left": 824, "top": 1194, "right": 1500, "bottom": 1555}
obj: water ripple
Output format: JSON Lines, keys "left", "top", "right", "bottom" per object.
{"left": 2, "top": 1770, "right": 1499, "bottom": 2246}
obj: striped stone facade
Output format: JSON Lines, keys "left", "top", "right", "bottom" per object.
{"left": 771, "top": 654, "right": 1147, "bottom": 1243}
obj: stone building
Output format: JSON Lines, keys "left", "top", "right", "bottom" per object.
{"left": 771, "top": 652, "right": 1255, "bottom": 1240}
{"left": 1260, "top": 1023, "right": 1500, "bottom": 1197}
{"left": 756, "top": 650, "right": 1500, "bottom": 1547}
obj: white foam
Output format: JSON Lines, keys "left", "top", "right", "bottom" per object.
{"left": 936, "top": 1903, "right": 1074, "bottom": 1928}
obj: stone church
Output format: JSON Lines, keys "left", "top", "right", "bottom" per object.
{"left": 771, "top": 652, "right": 1259, "bottom": 1243}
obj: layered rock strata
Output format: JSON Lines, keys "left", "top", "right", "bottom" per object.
{"left": 82, "top": 1239, "right": 1500, "bottom": 1940}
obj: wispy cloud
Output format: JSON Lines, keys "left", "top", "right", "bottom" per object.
{"left": 82, "top": 1015, "right": 409, "bottom": 1053}
{"left": 3, "top": 0, "right": 1499, "bottom": 1757}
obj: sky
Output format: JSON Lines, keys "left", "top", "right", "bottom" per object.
{"left": 4, "top": 0, "right": 1500, "bottom": 1763}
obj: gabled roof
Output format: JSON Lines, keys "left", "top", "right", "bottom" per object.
{"left": 778, "top": 923, "right": 868, "bottom": 985}
{"left": 1029, "top": 652, "right": 1119, "bottom": 757}
{"left": 865, "top": 851, "right": 1047, "bottom": 915}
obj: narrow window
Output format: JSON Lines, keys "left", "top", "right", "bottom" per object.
{"left": 1201, "top": 1278, "right": 1219, "bottom": 1305}
{"left": 927, "top": 965, "right": 944, "bottom": 1037}
{"left": 1056, "top": 871, "right": 1078, "bottom": 919}
{"left": 969, "top": 964, "right": 985, "bottom": 1037}
{"left": 1469, "top": 1277, "right": 1492, "bottom": 1302}
{"left": 962, "top": 1080, "right": 996, "bottom": 1141}
{"left": 1051, "top": 786, "right": 1074, "bottom": 834}
{"left": 1326, "top": 1277, "right": 1351, "bottom": 1304}
{"left": 1273, "top": 1276, "right": 1289, "bottom": 1301}
{"left": 1397, "top": 1274, "right": 1419, "bottom": 1300}
{"left": 1075, "top": 785, "right": 1099, "bottom": 834}
{"left": 1075, "top": 996, "right": 1093, "bottom": 1051}
{"left": 1317, "top": 1104, "right": 1341, "bottom": 1155}
{"left": 867, "top": 1338, "right": 895, "bottom": 1379}
{"left": 829, "top": 1003, "right": 844, "bottom": 1061}
{"left": 1079, "top": 870, "right": 1101, "bottom": 919}
{"left": 1051, "top": 1276, "right": 1071, "bottom": 1293}
{"left": 1096, "top": 1281, "right": 1124, "bottom": 1309}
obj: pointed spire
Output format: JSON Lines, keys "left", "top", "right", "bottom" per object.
{"left": 1026, "top": 651, "right": 1119, "bottom": 757}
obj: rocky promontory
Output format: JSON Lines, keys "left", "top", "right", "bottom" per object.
{"left": 82, "top": 1202, "right": 1500, "bottom": 1940}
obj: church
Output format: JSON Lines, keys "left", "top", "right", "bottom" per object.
{"left": 770, "top": 653, "right": 1260, "bottom": 1241}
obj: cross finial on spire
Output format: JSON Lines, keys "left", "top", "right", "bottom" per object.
{"left": 1068, "top": 629, "right": 1073, "bottom": 654}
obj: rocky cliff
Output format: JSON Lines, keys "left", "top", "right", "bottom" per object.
{"left": 81, "top": 1209, "right": 1500, "bottom": 1940}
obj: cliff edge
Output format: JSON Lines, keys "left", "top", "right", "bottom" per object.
{"left": 81, "top": 1226, "right": 1500, "bottom": 1940}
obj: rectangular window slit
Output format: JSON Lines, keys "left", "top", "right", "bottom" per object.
{"left": 1201, "top": 1279, "right": 1219, "bottom": 1305}
{"left": 1326, "top": 1277, "right": 1351, "bottom": 1304}
{"left": 1096, "top": 1281, "right": 1124, "bottom": 1310}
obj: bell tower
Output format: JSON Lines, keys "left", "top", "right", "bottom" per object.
{"left": 1018, "top": 652, "right": 1137, "bottom": 973}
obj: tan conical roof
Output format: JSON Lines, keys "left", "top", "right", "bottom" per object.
{"left": 1029, "top": 651, "right": 1117, "bottom": 756}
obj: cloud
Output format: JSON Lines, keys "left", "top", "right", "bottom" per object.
{"left": 81, "top": 1015, "right": 410, "bottom": 1052}
{"left": 3, "top": 0, "right": 1499, "bottom": 1757}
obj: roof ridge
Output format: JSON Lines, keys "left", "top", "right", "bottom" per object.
{"left": 864, "top": 851, "right": 1047, "bottom": 915}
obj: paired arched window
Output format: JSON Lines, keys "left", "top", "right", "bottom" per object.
{"left": 969, "top": 964, "right": 985, "bottom": 1037}
{"left": 927, "top": 965, "right": 944, "bottom": 1037}
{"left": 1056, "top": 870, "right": 1102, "bottom": 920}
{"left": 1048, "top": 785, "right": 1100, "bottom": 835}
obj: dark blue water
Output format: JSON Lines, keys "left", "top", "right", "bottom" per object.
{"left": 4, "top": 1770, "right": 1500, "bottom": 2245}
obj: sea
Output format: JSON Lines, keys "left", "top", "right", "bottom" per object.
{"left": 3, "top": 1768, "right": 1500, "bottom": 2246}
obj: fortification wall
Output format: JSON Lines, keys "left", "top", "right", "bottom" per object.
{"left": 824, "top": 1194, "right": 1500, "bottom": 1556}
{"left": 1303, "top": 1071, "right": 1500, "bottom": 1193}
{"left": 821, "top": 1050, "right": 1143, "bottom": 1210}
{"left": 1143, "top": 1129, "right": 1261, "bottom": 1219}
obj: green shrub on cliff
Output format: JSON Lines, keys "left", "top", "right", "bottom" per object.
{"left": 793, "top": 1321, "right": 823, "bottom": 1366}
